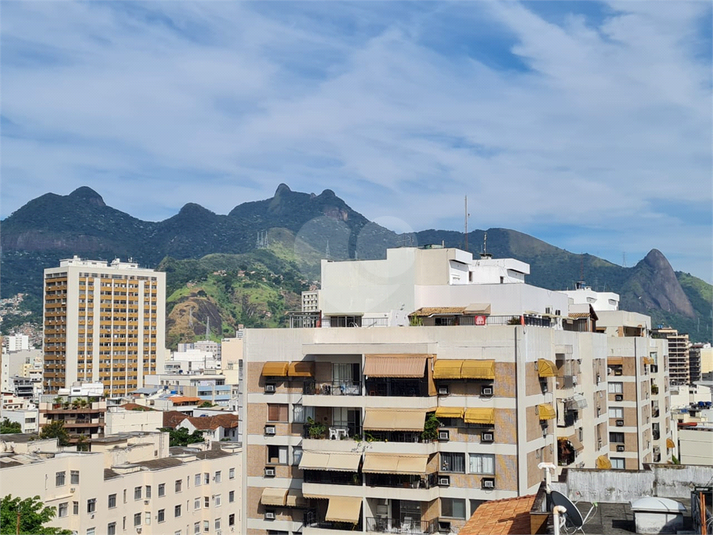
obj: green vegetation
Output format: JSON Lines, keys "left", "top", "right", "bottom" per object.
{"left": 0, "top": 495, "right": 72, "bottom": 535}
{"left": 162, "top": 427, "right": 204, "bottom": 447}
{"left": 421, "top": 413, "right": 441, "bottom": 441}
{"left": 0, "top": 419, "right": 21, "bottom": 434}
{"left": 38, "top": 421, "right": 71, "bottom": 447}
{"left": 305, "top": 417, "right": 327, "bottom": 439}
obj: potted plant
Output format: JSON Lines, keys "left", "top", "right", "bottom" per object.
{"left": 306, "top": 417, "right": 327, "bottom": 439}
{"left": 421, "top": 413, "right": 441, "bottom": 441}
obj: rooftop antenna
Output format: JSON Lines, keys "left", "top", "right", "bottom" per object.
{"left": 464, "top": 196, "right": 469, "bottom": 253}
{"left": 480, "top": 232, "right": 492, "bottom": 259}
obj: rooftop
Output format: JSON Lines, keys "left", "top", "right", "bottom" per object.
{"left": 460, "top": 494, "right": 536, "bottom": 535}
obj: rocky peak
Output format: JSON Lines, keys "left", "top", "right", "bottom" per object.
{"left": 68, "top": 186, "right": 106, "bottom": 207}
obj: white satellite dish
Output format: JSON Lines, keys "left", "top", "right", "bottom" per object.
{"left": 551, "top": 490, "right": 584, "bottom": 530}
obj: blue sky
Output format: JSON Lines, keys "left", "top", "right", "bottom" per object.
{"left": 2, "top": 1, "right": 711, "bottom": 282}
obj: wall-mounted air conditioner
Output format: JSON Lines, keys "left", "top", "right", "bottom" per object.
{"left": 438, "top": 476, "right": 450, "bottom": 487}
{"left": 265, "top": 384, "right": 276, "bottom": 393}
{"left": 481, "top": 385, "right": 493, "bottom": 397}
{"left": 482, "top": 478, "right": 495, "bottom": 489}
{"left": 265, "top": 426, "right": 276, "bottom": 435}
{"left": 438, "top": 386, "right": 449, "bottom": 395}
{"left": 615, "top": 394, "right": 623, "bottom": 402}
{"left": 481, "top": 432, "right": 494, "bottom": 443}
{"left": 617, "top": 445, "right": 625, "bottom": 452}
{"left": 438, "top": 430, "right": 449, "bottom": 441}
{"left": 264, "top": 467, "right": 275, "bottom": 477}
{"left": 616, "top": 420, "right": 624, "bottom": 427}
{"left": 265, "top": 511, "right": 275, "bottom": 520}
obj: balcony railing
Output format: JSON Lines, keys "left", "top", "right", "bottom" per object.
{"left": 304, "top": 471, "right": 362, "bottom": 486}
{"left": 305, "top": 510, "right": 363, "bottom": 531}
{"left": 304, "top": 381, "right": 362, "bottom": 396}
{"left": 365, "top": 379, "right": 429, "bottom": 397}
{"left": 365, "top": 517, "right": 438, "bottom": 534}
{"left": 365, "top": 473, "right": 438, "bottom": 490}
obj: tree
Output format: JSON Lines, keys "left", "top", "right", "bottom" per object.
{"left": 38, "top": 421, "right": 71, "bottom": 447}
{"left": 198, "top": 401, "right": 214, "bottom": 408}
{"left": 0, "top": 495, "right": 72, "bottom": 535}
{"left": 163, "top": 427, "right": 204, "bottom": 447}
{"left": 0, "top": 419, "right": 21, "bottom": 434}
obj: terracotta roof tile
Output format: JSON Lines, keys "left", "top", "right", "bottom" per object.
{"left": 183, "top": 414, "right": 239, "bottom": 431}
{"left": 460, "top": 495, "right": 537, "bottom": 535}
{"left": 163, "top": 410, "right": 189, "bottom": 428}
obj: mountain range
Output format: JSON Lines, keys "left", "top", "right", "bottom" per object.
{"left": 1, "top": 184, "right": 711, "bottom": 343}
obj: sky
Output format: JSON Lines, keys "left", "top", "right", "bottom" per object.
{"left": 2, "top": 1, "right": 712, "bottom": 282}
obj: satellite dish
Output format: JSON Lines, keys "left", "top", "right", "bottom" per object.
{"left": 551, "top": 490, "right": 584, "bottom": 528}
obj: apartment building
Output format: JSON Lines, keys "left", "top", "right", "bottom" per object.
{"left": 39, "top": 394, "right": 107, "bottom": 441}
{"left": 652, "top": 327, "right": 690, "bottom": 386}
{"left": 0, "top": 432, "right": 241, "bottom": 535}
{"left": 43, "top": 256, "right": 166, "bottom": 396}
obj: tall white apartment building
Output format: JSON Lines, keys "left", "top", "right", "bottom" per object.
{"left": 43, "top": 256, "right": 166, "bottom": 396}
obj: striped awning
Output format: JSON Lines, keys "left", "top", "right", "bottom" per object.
{"left": 286, "top": 490, "right": 308, "bottom": 508}
{"left": 262, "top": 362, "right": 289, "bottom": 377}
{"left": 537, "top": 359, "right": 557, "bottom": 378}
{"left": 261, "top": 487, "right": 288, "bottom": 506}
{"left": 537, "top": 404, "right": 556, "bottom": 420}
{"left": 288, "top": 361, "right": 314, "bottom": 377}
{"left": 435, "top": 407, "right": 464, "bottom": 419}
{"left": 460, "top": 360, "right": 495, "bottom": 380}
{"left": 596, "top": 455, "right": 612, "bottom": 469}
{"left": 326, "top": 496, "right": 362, "bottom": 524}
{"left": 299, "top": 451, "right": 361, "bottom": 472}
{"left": 464, "top": 408, "right": 495, "bottom": 425}
{"left": 362, "top": 453, "right": 428, "bottom": 475}
{"left": 433, "top": 360, "right": 464, "bottom": 379}
{"left": 364, "top": 355, "right": 427, "bottom": 378}
{"left": 363, "top": 409, "right": 426, "bottom": 431}
{"left": 607, "top": 357, "right": 623, "bottom": 366}
{"left": 666, "top": 438, "right": 676, "bottom": 449}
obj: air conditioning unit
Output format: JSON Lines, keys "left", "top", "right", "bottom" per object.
{"left": 438, "top": 476, "right": 450, "bottom": 487}
{"left": 616, "top": 420, "right": 624, "bottom": 427}
{"left": 265, "top": 511, "right": 275, "bottom": 520}
{"left": 438, "top": 430, "right": 449, "bottom": 441}
{"left": 482, "top": 478, "right": 495, "bottom": 489}
{"left": 438, "top": 522, "right": 451, "bottom": 534}
{"left": 265, "top": 426, "right": 276, "bottom": 435}
{"left": 481, "top": 385, "right": 493, "bottom": 397}
{"left": 617, "top": 445, "right": 625, "bottom": 452}
{"left": 136, "top": 528, "right": 142, "bottom": 534}
{"left": 144, "top": 500, "right": 150, "bottom": 505}
{"left": 264, "top": 467, "right": 276, "bottom": 477}
{"left": 438, "top": 386, "right": 449, "bottom": 395}
{"left": 615, "top": 394, "right": 623, "bottom": 401}
{"left": 70, "top": 488, "right": 76, "bottom": 493}
{"left": 265, "top": 384, "right": 276, "bottom": 393}
{"left": 481, "top": 432, "right": 494, "bottom": 443}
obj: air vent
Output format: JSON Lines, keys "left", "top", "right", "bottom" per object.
{"left": 617, "top": 445, "right": 625, "bottom": 452}
{"left": 616, "top": 420, "right": 624, "bottom": 427}
{"left": 265, "top": 384, "right": 276, "bottom": 393}
{"left": 481, "top": 385, "right": 493, "bottom": 397}
{"left": 438, "top": 476, "right": 450, "bottom": 487}
{"left": 438, "top": 386, "right": 449, "bottom": 396}
{"left": 482, "top": 478, "right": 495, "bottom": 489}
{"left": 615, "top": 394, "right": 623, "bottom": 402}
{"left": 265, "top": 426, "right": 276, "bottom": 435}
{"left": 481, "top": 432, "right": 494, "bottom": 443}
{"left": 264, "top": 467, "right": 275, "bottom": 477}
{"left": 438, "top": 430, "right": 449, "bottom": 441}
{"left": 265, "top": 511, "right": 275, "bottom": 520}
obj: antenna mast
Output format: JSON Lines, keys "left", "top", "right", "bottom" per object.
{"left": 464, "top": 196, "right": 469, "bottom": 253}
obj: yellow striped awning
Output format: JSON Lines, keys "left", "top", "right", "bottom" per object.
{"left": 362, "top": 453, "right": 428, "bottom": 475}
{"left": 288, "top": 361, "right": 314, "bottom": 377}
{"left": 262, "top": 362, "right": 289, "bottom": 377}
{"left": 464, "top": 408, "right": 495, "bottom": 425}
{"left": 364, "top": 355, "right": 427, "bottom": 378}
{"left": 461, "top": 360, "right": 495, "bottom": 380}
{"left": 435, "top": 407, "right": 464, "bottom": 419}
{"left": 596, "top": 455, "right": 612, "bottom": 469}
{"left": 537, "top": 359, "right": 557, "bottom": 378}
{"left": 261, "top": 487, "right": 288, "bottom": 506}
{"left": 537, "top": 404, "right": 556, "bottom": 421}
{"left": 326, "top": 496, "right": 362, "bottom": 524}
{"left": 363, "top": 409, "right": 426, "bottom": 432}
{"left": 433, "top": 360, "right": 464, "bottom": 379}
{"left": 666, "top": 438, "right": 676, "bottom": 449}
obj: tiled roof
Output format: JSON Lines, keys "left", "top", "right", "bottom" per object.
{"left": 460, "top": 494, "right": 537, "bottom": 535}
{"left": 183, "top": 414, "right": 239, "bottom": 431}
{"left": 121, "top": 403, "right": 154, "bottom": 411}
{"left": 169, "top": 396, "right": 201, "bottom": 404}
{"left": 163, "top": 410, "right": 189, "bottom": 428}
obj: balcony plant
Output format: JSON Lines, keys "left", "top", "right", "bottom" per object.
{"left": 421, "top": 413, "right": 441, "bottom": 441}
{"left": 306, "top": 417, "right": 327, "bottom": 439}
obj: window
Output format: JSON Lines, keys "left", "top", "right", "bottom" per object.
{"left": 123, "top": 517, "right": 126, "bottom": 530}
{"left": 87, "top": 499, "right": 96, "bottom": 514}
{"left": 194, "top": 522, "right": 201, "bottom": 535}
{"left": 204, "top": 472, "right": 210, "bottom": 485}
{"left": 215, "top": 518, "right": 221, "bottom": 530}
{"left": 58, "top": 502, "right": 68, "bottom": 518}
{"left": 175, "top": 479, "right": 182, "bottom": 493}
{"left": 268, "top": 404, "right": 288, "bottom": 422}
{"left": 229, "top": 468, "right": 235, "bottom": 480}
{"left": 229, "top": 490, "right": 235, "bottom": 503}
{"left": 229, "top": 514, "right": 235, "bottom": 527}
{"left": 56, "top": 471, "right": 66, "bottom": 487}
{"left": 611, "top": 458, "right": 625, "bottom": 470}
{"left": 158, "top": 509, "right": 165, "bottom": 523}
{"left": 267, "top": 445, "right": 288, "bottom": 464}
{"left": 470, "top": 500, "right": 484, "bottom": 516}
{"left": 204, "top": 520, "right": 210, "bottom": 532}
{"left": 440, "top": 452, "right": 465, "bottom": 473}
{"left": 145, "top": 485, "right": 151, "bottom": 499}
{"left": 610, "top": 432, "right": 625, "bottom": 443}
{"left": 71, "top": 470, "right": 80, "bottom": 484}
{"left": 292, "top": 447, "right": 303, "bottom": 466}
{"left": 86, "top": 529, "right": 95, "bottom": 535}
{"left": 293, "top": 404, "right": 305, "bottom": 423}
{"left": 215, "top": 494, "right": 222, "bottom": 507}
{"left": 441, "top": 498, "right": 466, "bottom": 519}
{"left": 145, "top": 512, "right": 151, "bottom": 525}
{"left": 123, "top": 489, "right": 127, "bottom": 503}
{"left": 215, "top": 471, "right": 221, "bottom": 483}
{"left": 195, "top": 473, "right": 202, "bottom": 486}
{"left": 158, "top": 483, "right": 165, "bottom": 497}
{"left": 194, "top": 498, "right": 201, "bottom": 510}
{"left": 608, "top": 383, "right": 623, "bottom": 394}
{"left": 134, "top": 513, "right": 141, "bottom": 527}
{"left": 609, "top": 407, "right": 624, "bottom": 419}
{"left": 204, "top": 496, "right": 210, "bottom": 508}
{"left": 175, "top": 505, "right": 182, "bottom": 517}
{"left": 134, "top": 486, "right": 142, "bottom": 500}
{"left": 107, "top": 523, "right": 116, "bottom": 535}
{"left": 469, "top": 454, "right": 495, "bottom": 475}
{"left": 108, "top": 494, "right": 117, "bottom": 508}
{"left": 73, "top": 502, "right": 79, "bottom": 515}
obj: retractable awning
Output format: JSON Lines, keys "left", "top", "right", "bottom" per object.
{"left": 288, "top": 361, "right": 314, "bottom": 377}
{"left": 644, "top": 357, "right": 655, "bottom": 365}
{"left": 537, "top": 404, "right": 556, "bottom": 420}
{"left": 363, "top": 409, "right": 426, "bottom": 431}
{"left": 362, "top": 453, "right": 429, "bottom": 475}
{"left": 433, "top": 360, "right": 464, "bottom": 379}
{"left": 596, "top": 455, "right": 612, "bottom": 469}
{"left": 460, "top": 360, "right": 495, "bottom": 380}
{"left": 286, "top": 490, "right": 308, "bottom": 508}
{"left": 666, "top": 438, "right": 676, "bottom": 449}
{"left": 607, "top": 357, "right": 623, "bottom": 366}
{"left": 261, "top": 487, "right": 288, "bottom": 506}
{"left": 464, "top": 303, "right": 491, "bottom": 315}
{"left": 435, "top": 407, "right": 464, "bottom": 419}
{"left": 464, "top": 408, "right": 495, "bottom": 425}
{"left": 537, "top": 359, "right": 557, "bottom": 378}
{"left": 364, "top": 355, "right": 427, "bottom": 378}
{"left": 262, "top": 362, "right": 289, "bottom": 377}
{"left": 298, "top": 451, "right": 361, "bottom": 472}
{"left": 326, "top": 496, "right": 362, "bottom": 524}
{"left": 568, "top": 435, "right": 584, "bottom": 452}
{"left": 566, "top": 394, "right": 588, "bottom": 411}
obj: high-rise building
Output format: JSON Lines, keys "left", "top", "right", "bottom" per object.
{"left": 43, "top": 256, "right": 166, "bottom": 396}
{"left": 652, "top": 328, "right": 690, "bottom": 386}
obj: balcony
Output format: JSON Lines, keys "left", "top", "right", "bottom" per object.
{"left": 304, "top": 381, "right": 362, "bottom": 396}
{"left": 304, "top": 471, "right": 362, "bottom": 486}
{"left": 304, "top": 510, "right": 363, "bottom": 532}
{"left": 366, "top": 517, "right": 438, "bottom": 534}
{"left": 365, "top": 473, "right": 438, "bottom": 490}
{"left": 365, "top": 378, "right": 430, "bottom": 398}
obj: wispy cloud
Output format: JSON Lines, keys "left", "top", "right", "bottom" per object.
{"left": 1, "top": 1, "right": 711, "bottom": 281}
